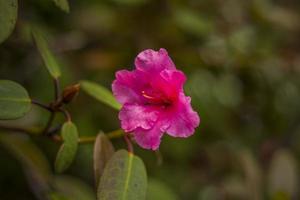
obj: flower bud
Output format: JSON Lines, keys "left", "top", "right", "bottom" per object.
{"left": 62, "top": 83, "right": 80, "bottom": 104}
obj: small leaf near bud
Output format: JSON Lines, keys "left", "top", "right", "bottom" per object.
{"left": 62, "top": 83, "right": 80, "bottom": 104}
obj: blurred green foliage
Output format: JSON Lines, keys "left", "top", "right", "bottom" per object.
{"left": 1, "top": 0, "right": 300, "bottom": 199}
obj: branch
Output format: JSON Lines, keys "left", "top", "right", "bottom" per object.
{"left": 124, "top": 133, "right": 134, "bottom": 154}
{"left": 31, "top": 99, "right": 52, "bottom": 111}
{"left": 58, "top": 108, "right": 71, "bottom": 122}
{"left": 54, "top": 78, "right": 60, "bottom": 101}
{"left": 43, "top": 112, "right": 56, "bottom": 134}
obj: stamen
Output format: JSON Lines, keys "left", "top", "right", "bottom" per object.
{"left": 141, "top": 90, "right": 173, "bottom": 107}
{"left": 141, "top": 90, "right": 157, "bottom": 100}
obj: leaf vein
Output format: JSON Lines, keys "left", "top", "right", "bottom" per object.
{"left": 123, "top": 153, "right": 133, "bottom": 200}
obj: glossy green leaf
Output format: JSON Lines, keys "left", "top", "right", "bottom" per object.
{"left": 53, "top": 0, "right": 70, "bottom": 13}
{"left": 55, "top": 122, "right": 79, "bottom": 173}
{"left": 94, "top": 132, "right": 115, "bottom": 187}
{"left": 147, "top": 179, "right": 178, "bottom": 200}
{"left": 0, "top": 133, "right": 52, "bottom": 199}
{"left": 32, "top": 27, "right": 61, "bottom": 78}
{"left": 52, "top": 175, "right": 95, "bottom": 200}
{"left": 0, "top": 0, "right": 18, "bottom": 44}
{"left": 0, "top": 80, "right": 31, "bottom": 120}
{"left": 81, "top": 80, "right": 121, "bottom": 110}
{"left": 97, "top": 150, "right": 147, "bottom": 200}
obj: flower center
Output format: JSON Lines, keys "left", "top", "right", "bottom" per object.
{"left": 141, "top": 90, "right": 172, "bottom": 107}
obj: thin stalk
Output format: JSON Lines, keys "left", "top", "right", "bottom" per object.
{"left": 155, "top": 150, "right": 163, "bottom": 166}
{"left": 43, "top": 112, "right": 56, "bottom": 134}
{"left": 107, "top": 129, "right": 124, "bottom": 139}
{"left": 59, "top": 108, "right": 71, "bottom": 122}
{"left": 124, "top": 133, "right": 133, "bottom": 154}
{"left": 0, "top": 124, "right": 125, "bottom": 144}
{"left": 47, "top": 124, "right": 62, "bottom": 135}
{"left": 31, "top": 99, "right": 52, "bottom": 111}
{"left": 54, "top": 78, "right": 60, "bottom": 101}
{"left": 78, "top": 129, "right": 124, "bottom": 144}
{"left": 78, "top": 136, "right": 97, "bottom": 143}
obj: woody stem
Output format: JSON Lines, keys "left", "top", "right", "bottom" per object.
{"left": 124, "top": 134, "right": 134, "bottom": 153}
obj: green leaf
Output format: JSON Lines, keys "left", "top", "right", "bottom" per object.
{"left": 52, "top": 175, "right": 95, "bottom": 200}
{"left": 147, "top": 179, "right": 178, "bottom": 200}
{"left": 55, "top": 122, "right": 79, "bottom": 173}
{"left": 0, "top": 133, "right": 52, "bottom": 199}
{"left": 94, "top": 132, "right": 115, "bottom": 187}
{"left": 81, "top": 80, "right": 121, "bottom": 110}
{"left": 97, "top": 150, "right": 147, "bottom": 200}
{"left": 0, "top": 80, "right": 31, "bottom": 120}
{"left": 0, "top": 0, "right": 18, "bottom": 44}
{"left": 32, "top": 27, "right": 61, "bottom": 78}
{"left": 53, "top": 0, "right": 70, "bottom": 13}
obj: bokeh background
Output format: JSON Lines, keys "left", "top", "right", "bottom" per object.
{"left": 1, "top": 0, "right": 300, "bottom": 199}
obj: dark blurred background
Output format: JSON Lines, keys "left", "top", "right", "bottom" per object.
{"left": 1, "top": 0, "right": 300, "bottom": 199}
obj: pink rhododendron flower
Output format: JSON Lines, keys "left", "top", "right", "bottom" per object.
{"left": 112, "top": 48, "right": 200, "bottom": 150}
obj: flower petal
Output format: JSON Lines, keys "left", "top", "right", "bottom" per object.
{"left": 165, "top": 93, "right": 200, "bottom": 137}
{"left": 112, "top": 70, "right": 146, "bottom": 104}
{"left": 135, "top": 48, "right": 175, "bottom": 72}
{"left": 119, "top": 103, "right": 159, "bottom": 132}
{"left": 133, "top": 124, "right": 164, "bottom": 150}
{"left": 151, "top": 69, "right": 186, "bottom": 99}
{"left": 160, "top": 69, "right": 186, "bottom": 91}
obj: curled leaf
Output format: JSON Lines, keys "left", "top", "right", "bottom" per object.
{"left": 0, "top": 0, "right": 18, "bottom": 43}
{"left": 93, "top": 132, "right": 115, "bottom": 187}
{"left": 32, "top": 27, "right": 61, "bottom": 79}
{"left": 55, "top": 122, "right": 79, "bottom": 173}
{"left": 97, "top": 150, "right": 147, "bottom": 200}
{"left": 0, "top": 80, "right": 31, "bottom": 120}
{"left": 81, "top": 80, "right": 121, "bottom": 110}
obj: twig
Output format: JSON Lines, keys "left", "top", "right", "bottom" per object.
{"left": 43, "top": 112, "right": 56, "bottom": 134}
{"left": 59, "top": 108, "right": 71, "bottom": 122}
{"left": 78, "top": 136, "right": 97, "bottom": 143}
{"left": 77, "top": 129, "right": 124, "bottom": 144}
{"left": 155, "top": 150, "right": 163, "bottom": 166}
{"left": 54, "top": 78, "right": 60, "bottom": 101}
{"left": 0, "top": 124, "right": 125, "bottom": 145}
{"left": 107, "top": 129, "right": 124, "bottom": 139}
{"left": 47, "top": 124, "right": 62, "bottom": 136}
{"left": 124, "top": 133, "right": 134, "bottom": 154}
{"left": 49, "top": 134, "right": 62, "bottom": 143}
{"left": 31, "top": 99, "right": 52, "bottom": 111}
